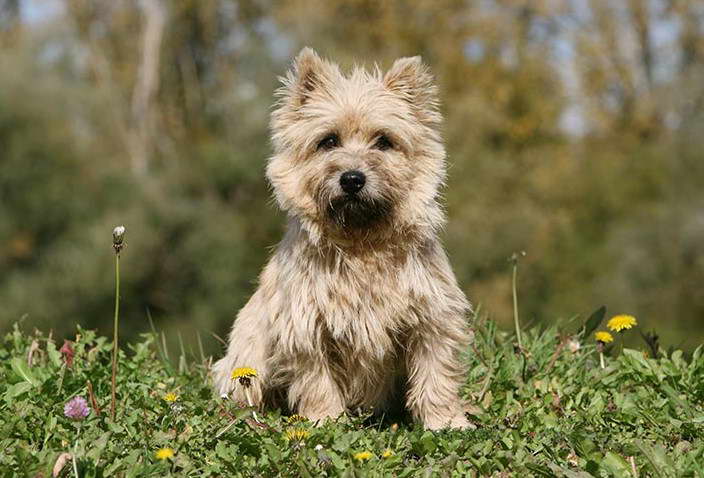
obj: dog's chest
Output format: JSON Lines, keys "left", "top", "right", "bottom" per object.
{"left": 277, "top": 247, "right": 423, "bottom": 355}
{"left": 322, "top": 259, "right": 406, "bottom": 334}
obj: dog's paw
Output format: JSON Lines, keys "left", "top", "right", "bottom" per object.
{"left": 299, "top": 408, "right": 345, "bottom": 427}
{"left": 211, "top": 357, "right": 234, "bottom": 396}
{"left": 424, "top": 413, "right": 476, "bottom": 431}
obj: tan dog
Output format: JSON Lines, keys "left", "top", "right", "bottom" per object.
{"left": 212, "top": 48, "right": 472, "bottom": 429}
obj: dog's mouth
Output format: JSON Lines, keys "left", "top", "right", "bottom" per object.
{"left": 327, "top": 195, "right": 392, "bottom": 229}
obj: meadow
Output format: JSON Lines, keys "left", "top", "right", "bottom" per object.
{"left": 2, "top": 309, "right": 702, "bottom": 476}
{"left": 2, "top": 2, "right": 704, "bottom": 476}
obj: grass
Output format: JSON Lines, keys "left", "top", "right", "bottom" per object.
{"left": 1, "top": 313, "right": 703, "bottom": 477}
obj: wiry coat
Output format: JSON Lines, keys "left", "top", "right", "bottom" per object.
{"left": 212, "top": 48, "right": 472, "bottom": 429}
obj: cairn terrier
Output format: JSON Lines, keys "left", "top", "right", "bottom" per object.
{"left": 212, "top": 48, "right": 472, "bottom": 429}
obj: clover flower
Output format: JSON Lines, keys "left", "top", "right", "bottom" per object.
{"left": 353, "top": 451, "right": 374, "bottom": 461}
{"left": 595, "top": 331, "right": 614, "bottom": 344}
{"left": 231, "top": 367, "right": 257, "bottom": 387}
{"left": 607, "top": 314, "right": 637, "bottom": 332}
{"left": 163, "top": 392, "right": 179, "bottom": 403}
{"left": 283, "top": 428, "right": 310, "bottom": 441}
{"left": 155, "top": 448, "right": 174, "bottom": 460}
{"left": 64, "top": 396, "right": 90, "bottom": 420}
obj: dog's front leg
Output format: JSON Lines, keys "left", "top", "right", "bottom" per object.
{"left": 288, "top": 362, "right": 345, "bottom": 424}
{"left": 405, "top": 322, "right": 472, "bottom": 430}
{"left": 211, "top": 288, "right": 270, "bottom": 407}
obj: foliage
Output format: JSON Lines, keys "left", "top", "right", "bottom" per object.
{"left": 1, "top": 317, "right": 702, "bottom": 476}
{"left": 2, "top": 1, "right": 704, "bottom": 351}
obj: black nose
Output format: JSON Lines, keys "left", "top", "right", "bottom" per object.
{"left": 339, "top": 170, "right": 366, "bottom": 194}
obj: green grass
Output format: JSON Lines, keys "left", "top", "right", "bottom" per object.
{"left": 1, "top": 316, "right": 703, "bottom": 477}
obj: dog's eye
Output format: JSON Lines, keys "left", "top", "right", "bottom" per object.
{"left": 317, "top": 134, "right": 340, "bottom": 151}
{"left": 374, "top": 135, "right": 393, "bottom": 151}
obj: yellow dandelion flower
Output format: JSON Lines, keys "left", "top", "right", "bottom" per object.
{"left": 231, "top": 367, "right": 258, "bottom": 387}
{"left": 163, "top": 392, "right": 179, "bottom": 403}
{"left": 382, "top": 448, "right": 394, "bottom": 458}
{"left": 287, "top": 414, "right": 308, "bottom": 424}
{"left": 607, "top": 315, "right": 637, "bottom": 332}
{"left": 283, "top": 428, "right": 310, "bottom": 441}
{"left": 231, "top": 367, "right": 257, "bottom": 380}
{"left": 155, "top": 448, "right": 175, "bottom": 460}
{"left": 353, "top": 451, "right": 374, "bottom": 461}
{"left": 595, "top": 331, "right": 614, "bottom": 344}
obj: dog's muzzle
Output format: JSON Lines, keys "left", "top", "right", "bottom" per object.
{"left": 327, "top": 195, "right": 391, "bottom": 229}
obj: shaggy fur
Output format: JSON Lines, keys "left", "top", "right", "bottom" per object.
{"left": 212, "top": 48, "right": 472, "bottom": 430}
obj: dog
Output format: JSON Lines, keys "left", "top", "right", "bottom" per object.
{"left": 212, "top": 48, "right": 472, "bottom": 430}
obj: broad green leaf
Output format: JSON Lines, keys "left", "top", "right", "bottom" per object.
{"left": 601, "top": 452, "right": 632, "bottom": 477}
{"left": 582, "top": 306, "right": 606, "bottom": 338}
{"left": 10, "top": 357, "right": 40, "bottom": 387}
{"left": 621, "top": 349, "right": 655, "bottom": 377}
{"left": 635, "top": 441, "right": 675, "bottom": 478}
{"left": 3, "top": 382, "right": 32, "bottom": 401}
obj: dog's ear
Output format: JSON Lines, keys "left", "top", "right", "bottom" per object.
{"left": 279, "top": 47, "right": 334, "bottom": 107}
{"left": 384, "top": 56, "right": 440, "bottom": 123}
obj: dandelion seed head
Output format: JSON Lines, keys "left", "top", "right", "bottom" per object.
{"left": 112, "top": 225, "right": 126, "bottom": 252}
{"left": 112, "top": 226, "right": 125, "bottom": 244}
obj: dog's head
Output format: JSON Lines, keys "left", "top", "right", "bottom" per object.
{"left": 267, "top": 48, "right": 446, "bottom": 245}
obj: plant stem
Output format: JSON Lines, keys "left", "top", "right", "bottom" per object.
{"left": 599, "top": 351, "right": 605, "bottom": 369}
{"left": 72, "top": 448, "right": 78, "bottom": 477}
{"left": 110, "top": 252, "right": 120, "bottom": 421}
{"left": 72, "top": 448, "right": 79, "bottom": 478}
{"left": 72, "top": 425, "right": 81, "bottom": 478}
{"left": 215, "top": 417, "right": 238, "bottom": 438}
{"left": 629, "top": 455, "right": 638, "bottom": 477}
{"left": 512, "top": 258, "right": 523, "bottom": 351}
{"left": 244, "top": 387, "right": 260, "bottom": 423}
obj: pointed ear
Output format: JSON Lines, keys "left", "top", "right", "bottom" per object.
{"left": 279, "top": 47, "right": 332, "bottom": 107}
{"left": 384, "top": 56, "right": 440, "bottom": 122}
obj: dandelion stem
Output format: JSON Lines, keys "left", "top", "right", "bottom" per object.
{"left": 215, "top": 417, "right": 238, "bottom": 438}
{"left": 599, "top": 351, "right": 605, "bottom": 369}
{"left": 244, "top": 387, "right": 260, "bottom": 423}
{"left": 110, "top": 251, "right": 120, "bottom": 421}
{"left": 511, "top": 253, "right": 524, "bottom": 351}
{"left": 629, "top": 455, "right": 638, "bottom": 477}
